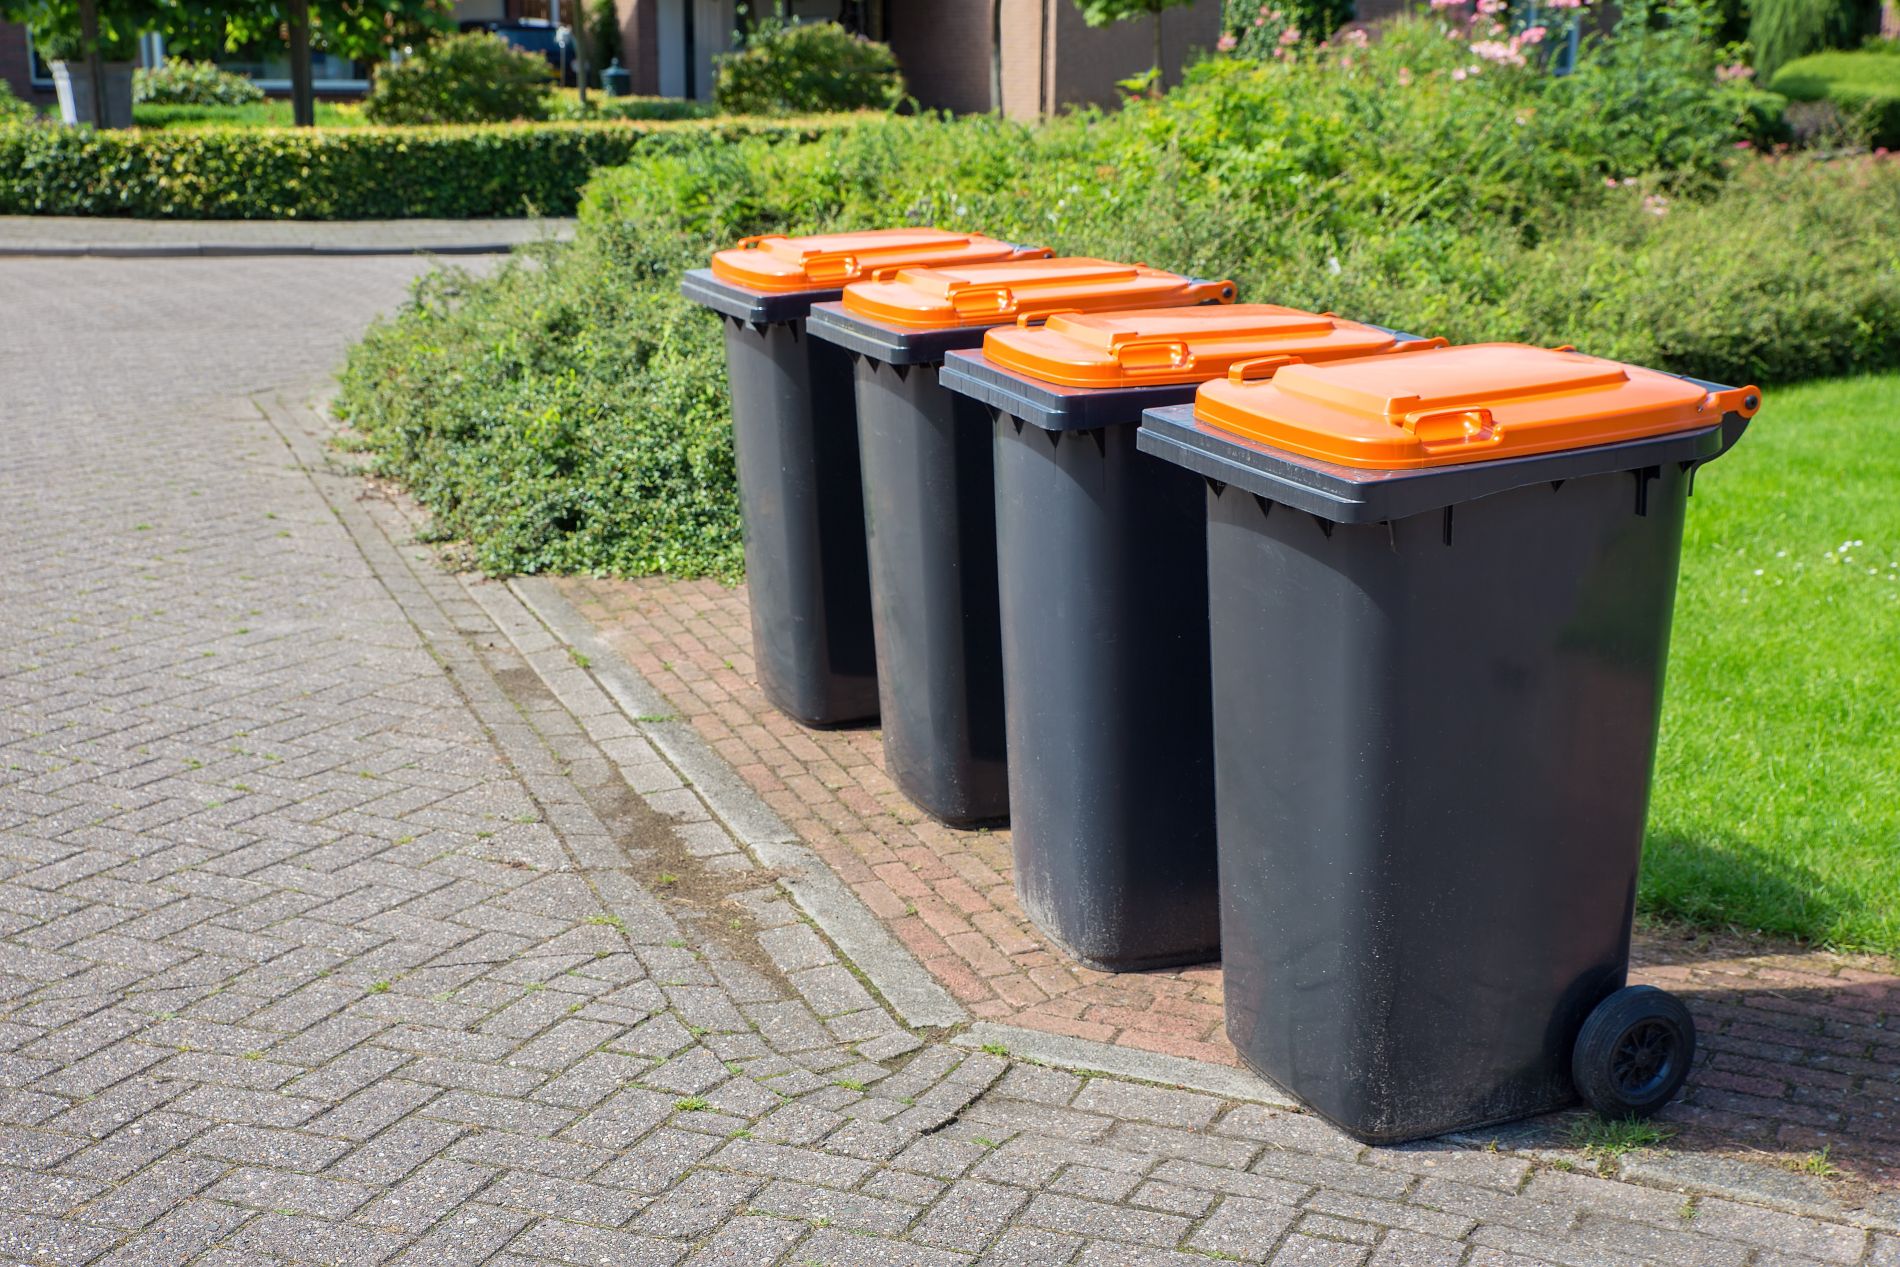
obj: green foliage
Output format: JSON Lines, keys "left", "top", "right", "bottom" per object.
{"left": 1773, "top": 49, "right": 1900, "bottom": 144}
{"left": 550, "top": 90, "right": 719, "bottom": 122}
{"left": 194, "top": 0, "right": 454, "bottom": 68}
{"left": 713, "top": 21, "right": 905, "bottom": 114}
{"left": 1074, "top": 0, "right": 1196, "bottom": 24}
{"left": 133, "top": 60, "right": 265, "bottom": 107}
{"left": 0, "top": 117, "right": 845, "bottom": 218}
{"left": 1220, "top": 0, "right": 1353, "bottom": 49}
{"left": 1749, "top": 0, "right": 1879, "bottom": 77}
{"left": 334, "top": 231, "right": 746, "bottom": 580}
{"left": 0, "top": 77, "right": 32, "bottom": 125}
{"left": 2, "top": 0, "right": 156, "bottom": 61}
{"left": 364, "top": 32, "right": 553, "bottom": 125}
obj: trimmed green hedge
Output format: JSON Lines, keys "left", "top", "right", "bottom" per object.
{"left": 1773, "top": 49, "right": 1900, "bottom": 146}
{"left": 0, "top": 116, "right": 856, "bottom": 219}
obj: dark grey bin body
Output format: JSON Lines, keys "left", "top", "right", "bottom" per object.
{"left": 1138, "top": 399, "right": 1748, "bottom": 1142}
{"left": 682, "top": 270, "right": 878, "bottom": 727}
{"left": 805, "top": 305, "right": 1012, "bottom": 826}
{"left": 939, "top": 349, "right": 1218, "bottom": 970}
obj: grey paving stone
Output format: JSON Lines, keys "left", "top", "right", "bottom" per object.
{"left": 679, "top": 1214, "right": 806, "bottom": 1267}
{"left": 1270, "top": 1233, "right": 1373, "bottom": 1267}
{"left": 1366, "top": 1230, "right": 1468, "bottom": 1267}
{"left": 1188, "top": 1194, "right": 1300, "bottom": 1260}
{"left": 1019, "top": 1192, "right": 1190, "bottom": 1249}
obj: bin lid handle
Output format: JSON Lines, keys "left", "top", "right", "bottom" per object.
{"left": 1015, "top": 309, "right": 1081, "bottom": 328}
{"left": 1391, "top": 336, "right": 1451, "bottom": 354}
{"left": 949, "top": 284, "right": 1017, "bottom": 319}
{"left": 1702, "top": 384, "right": 1762, "bottom": 418}
{"left": 800, "top": 252, "right": 861, "bottom": 284}
{"left": 733, "top": 235, "right": 784, "bottom": 250}
{"left": 1114, "top": 339, "right": 1194, "bottom": 375}
{"left": 1227, "top": 354, "right": 1302, "bottom": 384}
{"left": 1399, "top": 406, "right": 1504, "bottom": 450}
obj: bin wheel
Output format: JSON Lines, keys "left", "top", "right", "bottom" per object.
{"left": 1571, "top": 985, "right": 1696, "bottom": 1119}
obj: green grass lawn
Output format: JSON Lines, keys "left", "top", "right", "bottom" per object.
{"left": 1646, "top": 372, "right": 1900, "bottom": 958}
{"left": 132, "top": 101, "right": 369, "bottom": 129}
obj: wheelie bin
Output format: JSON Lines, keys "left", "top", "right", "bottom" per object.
{"left": 682, "top": 230, "right": 1049, "bottom": 728}
{"left": 938, "top": 306, "right": 1442, "bottom": 969}
{"left": 1137, "top": 342, "right": 1760, "bottom": 1141}
{"left": 805, "top": 259, "right": 1235, "bottom": 825}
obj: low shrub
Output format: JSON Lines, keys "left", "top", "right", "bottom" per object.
{"left": 364, "top": 32, "right": 553, "bottom": 125}
{"left": 0, "top": 116, "right": 852, "bottom": 218}
{"left": 549, "top": 91, "right": 719, "bottom": 122}
{"left": 713, "top": 21, "right": 905, "bottom": 114}
{"left": 131, "top": 100, "right": 368, "bottom": 129}
{"left": 133, "top": 59, "right": 265, "bottom": 106}
{"left": 1773, "top": 48, "right": 1900, "bottom": 145}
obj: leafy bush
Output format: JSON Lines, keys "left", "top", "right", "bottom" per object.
{"left": 1218, "top": 0, "right": 1353, "bottom": 51}
{"left": 550, "top": 91, "right": 719, "bottom": 122}
{"left": 364, "top": 32, "right": 553, "bottom": 125}
{"left": 1773, "top": 48, "right": 1900, "bottom": 145}
{"left": 713, "top": 21, "right": 904, "bottom": 114}
{"left": 1749, "top": 0, "right": 1879, "bottom": 77}
{"left": 0, "top": 117, "right": 849, "bottom": 218}
{"left": 0, "top": 76, "right": 32, "bottom": 125}
{"left": 133, "top": 59, "right": 264, "bottom": 106}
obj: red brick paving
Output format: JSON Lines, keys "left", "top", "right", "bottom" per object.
{"left": 558, "top": 574, "right": 1900, "bottom": 1186}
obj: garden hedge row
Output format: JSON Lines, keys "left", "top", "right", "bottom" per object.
{"left": 0, "top": 116, "right": 855, "bottom": 219}
{"left": 1773, "top": 49, "right": 1900, "bottom": 146}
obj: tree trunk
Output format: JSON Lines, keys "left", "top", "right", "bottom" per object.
{"left": 989, "top": 0, "right": 1003, "bottom": 114}
{"left": 574, "top": 0, "right": 588, "bottom": 105}
{"left": 1885, "top": 0, "right": 1900, "bottom": 41}
{"left": 287, "top": 0, "right": 315, "bottom": 128}
{"left": 76, "top": 0, "right": 108, "bottom": 128}
{"left": 1151, "top": 7, "right": 1163, "bottom": 94}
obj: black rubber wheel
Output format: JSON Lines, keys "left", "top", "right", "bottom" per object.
{"left": 1572, "top": 985, "right": 1696, "bottom": 1118}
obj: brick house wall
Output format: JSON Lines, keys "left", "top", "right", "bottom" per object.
{"left": 0, "top": 21, "right": 55, "bottom": 107}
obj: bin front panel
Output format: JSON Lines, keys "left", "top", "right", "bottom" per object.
{"left": 722, "top": 318, "right": 880, "bottom": 726}
{"left": 1209, "top": 463, "right": 1691, "bottom": 1142}
{"left": 992, "top": 416, "right": 1219, "bottom": 970}
{"left": 855, "top": 357, "right": 1011, "bottom": 825}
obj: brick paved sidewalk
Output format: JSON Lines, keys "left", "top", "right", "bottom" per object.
{"left": 1, "top": 253, "right": 1895, "bottom": 1266}
{"left": 554, "top": 574, "right": 1900, "bottom": 1194}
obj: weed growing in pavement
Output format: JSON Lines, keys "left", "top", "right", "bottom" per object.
{"left": 1569, "top": 1116, "right": 1677, "bottom": 1166}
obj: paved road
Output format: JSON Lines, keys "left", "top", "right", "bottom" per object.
{"left": 0, "top": 254, "right": 1888, "bottom": 1266}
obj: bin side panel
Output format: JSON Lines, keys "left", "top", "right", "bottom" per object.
{"left": 723, "top": 318, "right": 880, "bottom": 726}
{"left": 855, "top": 358, "right": 1011, "bottom": 825}
{"left": 1210, "top": 465, "right": 1690, "bottom": 1142}
{"left": 993, "top": 417, "right": 1220, "bottom": 971}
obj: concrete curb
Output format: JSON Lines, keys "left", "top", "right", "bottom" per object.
{"left": 509, "top": 575, "right": 969, "bottom": 1032}
{"left": 952, "top": 1022, "right": 1298, "bottom": 1108}
{"left": 0, "top": 242, "right": 537, "bottom": 259}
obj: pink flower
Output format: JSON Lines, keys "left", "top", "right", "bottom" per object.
{"left": 1519, "top": 25, "right": 1547, "bottom": 44}
{"left": 1733, "top": 139, "right": 1752, "bottom": 149}
{"left": 1397, "top": 67, "right": 1413, "bottom": 86}
{"left": 1217, "top": 32, "right": 1238, "bottom": 50}
{"left": 1475, "top": 0, "right": 1505, "bottom": 13}
{"left": 1279, "top": 26, "right": 1301, "bottom": 44}
{"left": 1877, "top": 147, "right": 1891, "bottom": 158}
{"left": 1254, "top": 14, "right": 1265, "bottom": 24}
{"left": 1603, "top": 176, "right": 1618, "bottom": 187}
{"left": 1471, "top": 38, "right": 1524, "bottom": 65}
{"left": 1344, "top": 28, "right": 1370, "bottom": 46}
{"left": 1643, "top": 194, "right": 1669, "bottom": 216}
{"left": 1715, "top": 62, "right": 1754, "bottom": 82}
{"left": 1429, "top": 0, "right": 1466, "bottom": 9}
{"left": 1451, "top": 66, "right": 1468, "bottom": 80}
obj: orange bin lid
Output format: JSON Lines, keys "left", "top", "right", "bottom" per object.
{"left": 841, "top": 257, "right": 1235, "bottom": 330}
{"left": 710, "top": 228, "right": 1045, "bottom": 293}
{"left": 1194, "top": 342, "right": 1762, "bottom": 470}
{"left": 983, "top": 304, "right": 1422, "bottom": 389}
